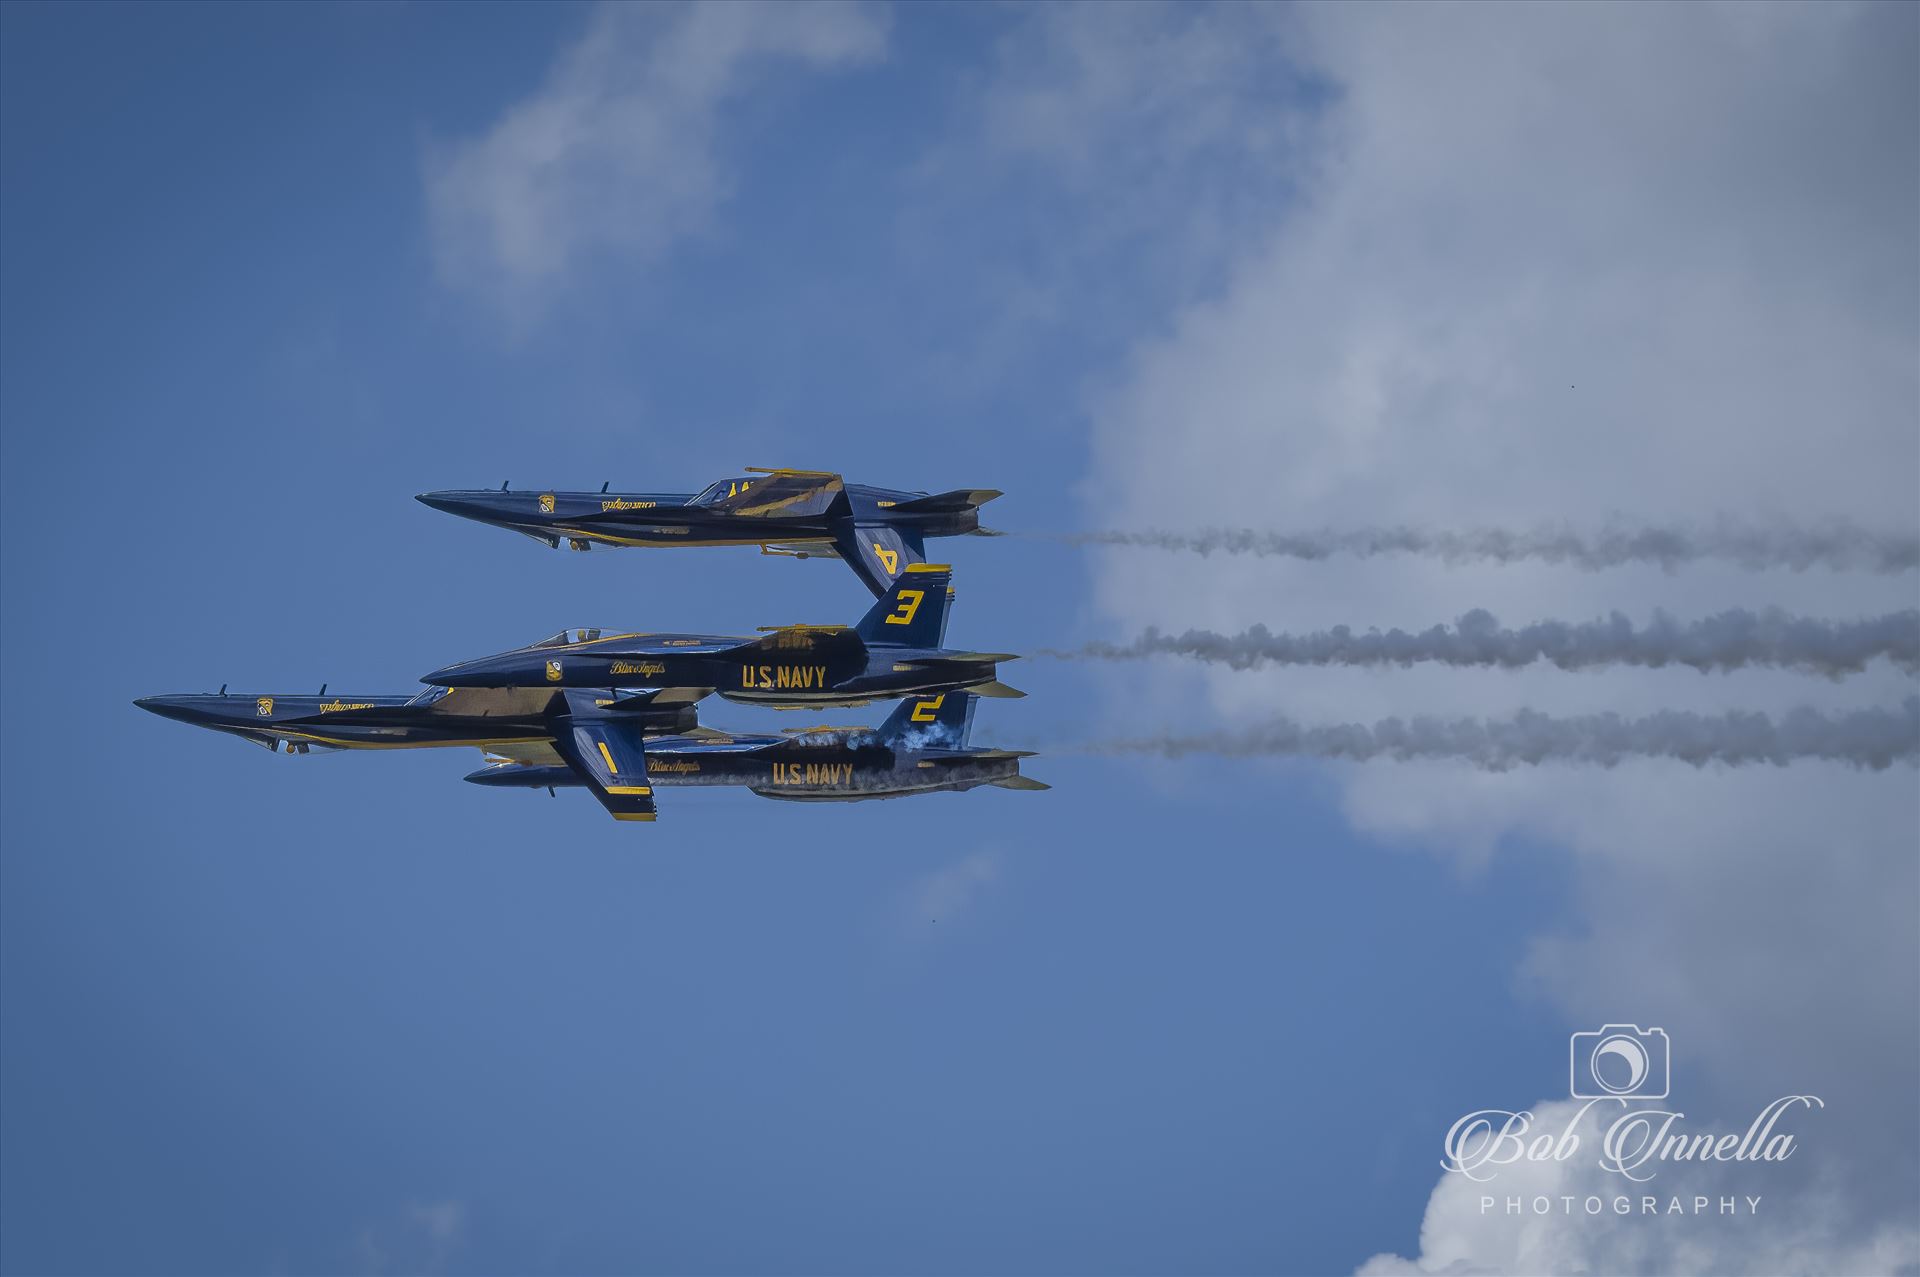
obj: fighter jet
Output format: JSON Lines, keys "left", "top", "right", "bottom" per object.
{"left": 416, "top": 468, "right": 1002, "bottom": 597}
{"left": 133, "top": 684, "right": 705, "bottom": 821}
{"left": 422, "top": 564, "right": 1022, "bottom": 710}
{"left": 134, "top": 685, "right": 1039, "bottom": 822}
{"left": 466, "top": 690, "right": 1047, "bottom": 817}
{"left": 133, "top": 685, "right": 702, "bottom": 757}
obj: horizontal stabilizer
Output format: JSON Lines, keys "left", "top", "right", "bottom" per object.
{"left": 992, "top": 775, "right": 1050, "bottom": 791}
{"left": 887, "top": 488, "right": 1002, "bottom": 514}
{"left": 964, "top": 680, "right": 1026, "bottom": 699}
{"left": 968, "top": 748, "right": 1036, "bottom": 762}
{"left": 895, "top": 651, "right": 1017, "bottom": 665}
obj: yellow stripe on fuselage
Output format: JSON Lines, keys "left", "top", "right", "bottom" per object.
{"left": 272, "top": 729, "right": 550, "bottom": 751}
{"left": 554, "top": 527, "right": 834, "bottom": 551}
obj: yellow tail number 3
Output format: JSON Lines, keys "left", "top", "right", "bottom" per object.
{"left": 883, "top": 589, "right": 924, "bottom": 626}
{"left": 872, "top": 543, "right": 899, "bottom": 575}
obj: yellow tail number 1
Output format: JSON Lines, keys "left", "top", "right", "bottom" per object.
{"left": 884, "top": 589, "right": 924, "bottom": 626}
{"left": 873, "top": 543, "right": 899, "bottom": 575}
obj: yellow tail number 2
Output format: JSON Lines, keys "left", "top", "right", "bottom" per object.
{"left": 883, "top": 589, "right": 924, "bottom": 626}
{"left": 910, "top": 695, "right": 946, "bottom": 723}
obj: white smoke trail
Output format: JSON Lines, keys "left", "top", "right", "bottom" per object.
{"left": 1056, "top": 518, "right": 1920, "bottom": 573}
{"left": 1081, "top": 699, "right": 1918, "bottom": 771}
{"left": 1044, "top": 608, "right": 1920, "bottom": 678}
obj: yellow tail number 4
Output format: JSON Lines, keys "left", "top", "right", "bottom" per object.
{"left": 883, "top": 589, "right": 924, "bottom": 626}
{"left": 872, "top": 543, "right": 900, "bottom": 576}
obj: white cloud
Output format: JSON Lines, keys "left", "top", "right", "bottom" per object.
{"left": 892, "top": 0, "right": 1316, "bottom": 386}
{"left": 975, "top": 3, "right": 1298, "bottom": 197}
{"left": 354, "top": 1198, "right": 466, "bottom": 1275}
{"left": 1037, "top": 1, "right": 1917, "bottom": 1270}
{"left": 906, "top": 849, "right": 1001, "bottom": 927}
{"left": 408, "top": 1199, "right": 465, "bottom": 1252}
{"left": 423, "top": 1, "right": 886, "bottom": 321}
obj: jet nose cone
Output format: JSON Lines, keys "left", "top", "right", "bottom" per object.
{"left": 416, "top": 492, "right": 464, "bottom": 515}
{"left": 422, "top": 660, "right": 484, "bottom": 687}
{"left": 135, "top": 695, "right": 200, "bottom": 724}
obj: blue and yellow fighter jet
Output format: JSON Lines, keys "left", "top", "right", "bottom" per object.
{"left": 133, "top": 687, "right": 1040, "bottom": 822}
{"left": 416, "top": 468, "right": 1001, "bottom": 597}
{"left": 422, "top": 564, "right": 1022, "bottom": 710}
{"left": 132, "top": 685, "right": 702, "bottom": 756}
{"left": 132, "top": 685, "right": 706, "bottom": 820}
{"left": 467, "top": 691, "right": 1047, "bottom": 818}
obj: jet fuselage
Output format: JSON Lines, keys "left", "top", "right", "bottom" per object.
{"left": 417, "top": 483, "right": 983, "bottom": 548}
{"left": 466, "top": 731, "right": 1030, "bottom": 802}
{"left": 133, "top": 687, "right": 694, "bottom": 753}
{"left": 416, "top": 471, "right": 1001, "bottom": 596}
{"left": 422, "top": 630, "right": 1012, "bottom": 709}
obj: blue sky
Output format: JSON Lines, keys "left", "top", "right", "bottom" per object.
{"left": 3, "top": 4, "right": 1914, "bottom": 1275}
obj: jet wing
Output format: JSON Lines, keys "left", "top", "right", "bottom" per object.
{"left": 480, "top": 740, "right": 566, "bottom": 766}
{"left": 707, "top": 470, "right": 847, "bottom": 519}
{"left": 431, "top": 686, "right": 562, "bottom": 718}
{"left": 550, "top": 695, "right": 657, "bottom": 822}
